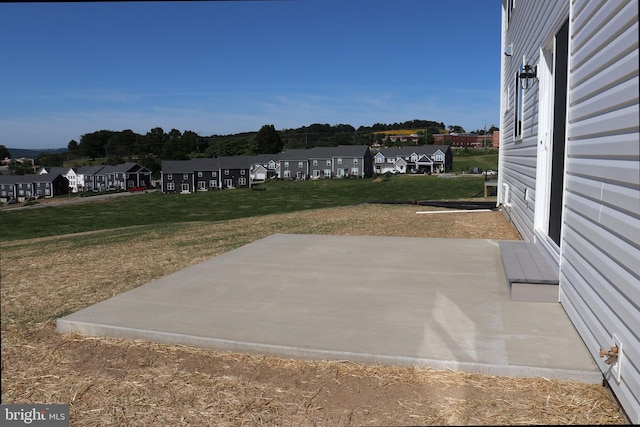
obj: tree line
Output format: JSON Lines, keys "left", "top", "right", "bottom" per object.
{"left": 2, "top": 120, "right": 498, "bottom": 176}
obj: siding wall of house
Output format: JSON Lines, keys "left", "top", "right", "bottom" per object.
{"left": 500, "top": 0, "right": 639, "bottom": 421}
{"left": 498, "top": 0, "right": 570, "bottom": 242}
{"left": 561, "top": 0, "right": 639, "bottom": 421}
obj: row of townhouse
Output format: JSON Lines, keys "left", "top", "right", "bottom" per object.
{"left": 0, "top": 162, "right": 152, "bottom": 203}
{"left": 40, "top": 162, "right": 152, "bottom": 193}
{"left": 373, "top": 145, "right": 452, "bottom": 175}
{"left": 0, "top": 173, "right": 70, "bottom": 203}
{"left": 161, "top": 145, "right": 376, "bottom": 194}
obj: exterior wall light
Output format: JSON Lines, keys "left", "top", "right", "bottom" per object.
{"left": 519, "top": 62, "right": 537, "bottom": 90}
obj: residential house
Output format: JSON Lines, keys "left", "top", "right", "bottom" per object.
{"left": 330, "top": 145, "right": 373, "bottom": 178}
{"left": 32, "top": 173, "right": 69, "bottom": 199}
{"left": 373, "top": 145, "right": 451, "bottom": 174}
{"left": 498, "top": 0, "right": 639, "bottom": 421}
{"left": 14, "top": 175, "right": 36, "bottom": 202}
{"left": 279, "top": 149, "right": 310, "bottom": 180}
{"left": 161, "top": 157, "right": 252, "bottom": 193}
{"left": 251, "top": 154, "right": 279, "bottom": 181}
{"left": 37, "top": 166, "right": 78, "bottom": 193}
{"left": 219, "top": 156, "right": 252, "bottom": 189}
{"left": 386, "top": 134, "right": 421, "bottom": 144}
{"left": 308, "top": 148, "right": 334, "bottom": 179}
{"left": 190, "top": 158, "right": 220, "bottom": 191}
{"left": 77, "top": 165, "right": 107, "bottom": 192}
{"left": 0, "top": 175, "right": 17, "bottom": 203}
{"left": 161, "top": 160, "right": 194, "bottom": 194}
{"left": 103, "top": 162, "right": 152, "bottom": 191}
{"left": 433, "top": 133, "right": 495, "bottom": 148}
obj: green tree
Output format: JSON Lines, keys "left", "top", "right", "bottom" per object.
{"left": 254, "top": 124, "right": 283, "bottom": 154}
{"left": 37, "top": 153, "right": 63, "bottom": 167}
{"left": 8, "top": 159, "right": 35, "bottom": 175}
{"left": 145, "top": 127, "right": 166, "bottom": 156}
{"left": 80, "top": 130, "right": 115, "bottom": 158}
{"left": 0, "top": 144, "right": 10, "bottom": 159}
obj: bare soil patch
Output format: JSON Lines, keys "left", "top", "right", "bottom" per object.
{"left": 1, "top": 204, "right": 627, "bottom": 425}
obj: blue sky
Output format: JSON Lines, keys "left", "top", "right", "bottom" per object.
{"left": 0, "top": 1, "right": 501, "bottom": 149}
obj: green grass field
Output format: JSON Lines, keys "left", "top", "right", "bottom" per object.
{"left": 0, "top": 175, "right": 487, "bottom": 241}
{"left": 451, "top": 149, "right": 498, "bottom": 173}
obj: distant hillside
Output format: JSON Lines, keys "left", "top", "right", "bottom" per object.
{"left": 6, "top": 148, "right": 67, "bottom": 158}
{"left": 373, "top": 129, "right": 426, "bottom": 135}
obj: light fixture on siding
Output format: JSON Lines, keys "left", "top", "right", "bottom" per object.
{"left": 519, "top": 57, "right": 537, "bottom": 89}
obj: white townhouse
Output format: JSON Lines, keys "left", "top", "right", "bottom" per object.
{"left": 37, "top": 166, "right": 79, "bottom": 193}
{"left": 498, "top": 0, "right": 639, "bottom": 421}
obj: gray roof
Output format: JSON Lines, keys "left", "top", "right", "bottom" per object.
{"left": 0, "top": 174, "right": 37, "bottom": 184}
{"left": 218, "top": 156, "right": 252, "bottom": 169}
{"left": 189, "top": 158, "right": 219, "bottom": 171}
{"left": 161, "top": 160, "right": 194, "bottom": 174}
{"left": 77, "top": 165, "right": 107, "bottom": 175}
{"left": 377, "top": 145, "right": 450, "bottom": 157}
{"left": 38, "top": 166, "right": 70, "bottom": 176}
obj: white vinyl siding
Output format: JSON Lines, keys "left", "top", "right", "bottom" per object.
{"left": 560, "top": 0, "right": 639, "bottom": 421}
{"left": 499, "top": 0, "right": 569, "bottom": 243}
{"left": 500, "top": 0, "right": 640, "bottom": 421}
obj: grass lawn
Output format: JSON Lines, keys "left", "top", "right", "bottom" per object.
{"left": 451, "top": 149, "right": 498, "bottom": 173}
{"left": 0, "top": 175, "right": 486, "bottom": 241}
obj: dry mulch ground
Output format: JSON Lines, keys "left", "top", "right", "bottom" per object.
{"left": 1, "top": 203, "right": 628, "bottom": 425}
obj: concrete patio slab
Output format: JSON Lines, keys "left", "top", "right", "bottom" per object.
{"left": 57, "top": 234, "right": 602, "bottom": 383}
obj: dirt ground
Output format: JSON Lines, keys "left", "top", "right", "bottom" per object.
{"left": 1, "top": 202, "right": 628, "bottom": 425}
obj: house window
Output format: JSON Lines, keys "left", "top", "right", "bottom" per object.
{"left": 353, "top": 159, "right": 358, "bottom": 165}
{"left": 198, "top": 181, "right": 207, "bottom": 190}
{"left": 181, "top": 183, "right": 190, "bottom": 192}
{"left": 324, "top": 169, "right": 331, "bottom": 178}
{"left": 313, "top": 159, "right": 318, "bottom": 166}
{"left": 313, "top": 170, "right": 320, "bottom": 178}
{"left": 239, "top": 178, "right": 246, "bottom": 186}
{"left": 375, "top": 156, "right": 383, "bottom": 164}
{"left": 225, "top": 169, "right": 229, "bottom": 175}
{"left": 210, "top": 180, "right": 217, "bottom": 188}
{"left": 167, "top": 182, "right": 175, "bottom": 191}
{"left": 198, "top": 171, "right": 203, "bottom": 177}
{"left": 224, "top": 179, "right": 233, "bottom": 188}
{"left": 284, "top": 161, "right": 289, "bottom": 168}
{"left": 167, "top": 174, "right": 172, "bottom": 180}
{"left": 241, "top": 169, "right": 245, "bottom": 175}
{"left": 183, "top": 174, "right": 188, "bottom": 180}
{"left": 337, "top": 158, "right": 342, "bottom": 164}
{"left": 298, "top": 161, "right": 304, "bottom": 168}
{"left": 507, "top": 0, "right": 515, "bottom": 25}
{"left": 283, "top": 170, "right": 291, "bottom": 178}
{"left": 351, "top": 167, "right": 359, "bottom": 175}
{"left": 212, "top": 171, "right": 217, "bottom": 177}
{"left": 514, "top": 68, "right": 523, "bottom": 138}
{"left": 326, "top": 160, "right": 331, "bottom": 166}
